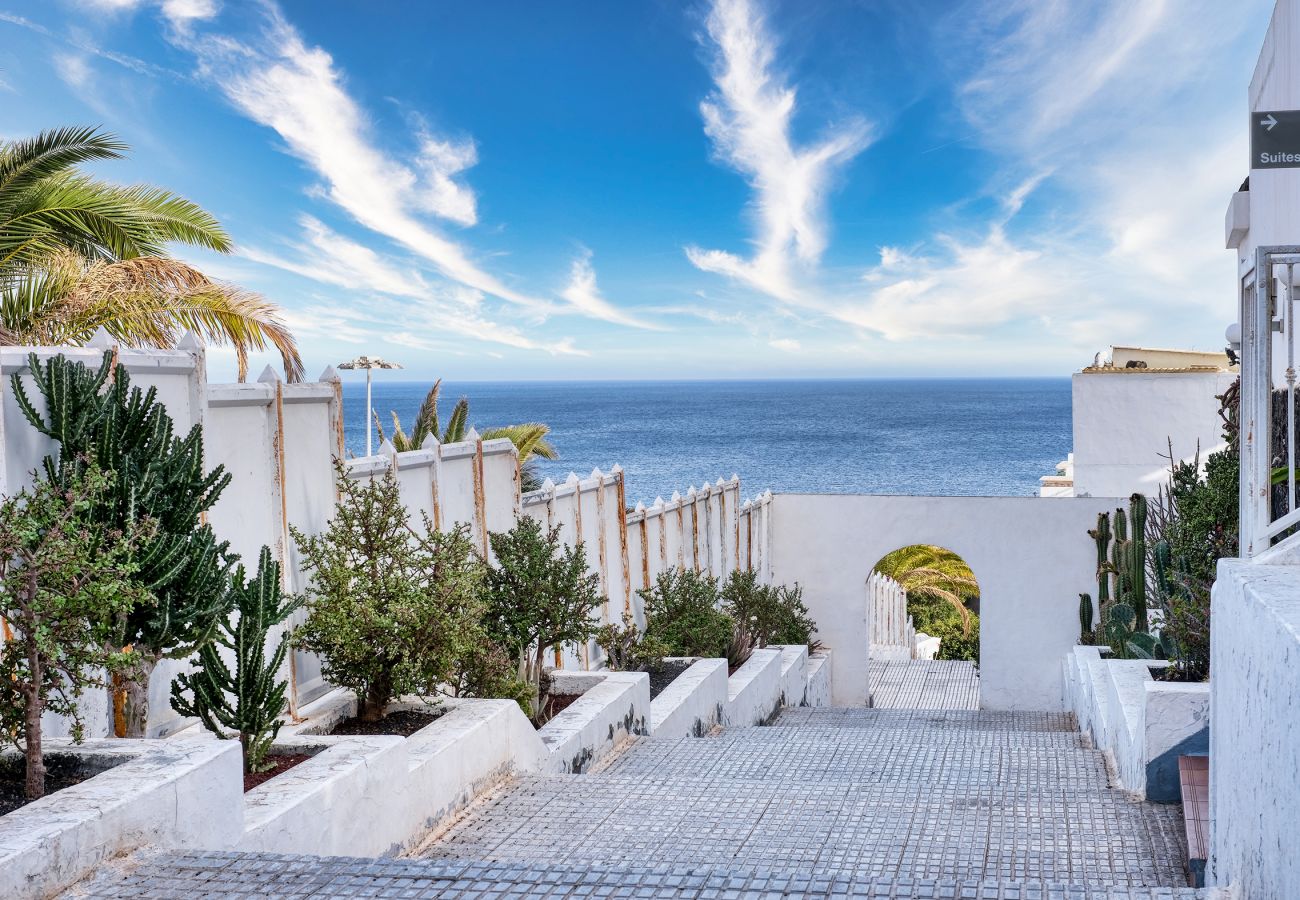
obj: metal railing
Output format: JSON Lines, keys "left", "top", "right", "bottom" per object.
{"left": 1241, "top": 245, "right": 1300, "bottom": 557}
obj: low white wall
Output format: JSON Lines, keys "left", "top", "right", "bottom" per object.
{"left": 806, "top": 652, "right": 832, "bottom": 707}
{"left": 1063, "top": 646, "right": 1209, "bottom": 802}
{"left": 1209, "top": 560, "right": 1300, "bottom": 898}
{"left": 649, "top": 658, "right": 728, "bottom": 739}
{"left": 0, "top": 738, "right": 241, "bottom": 900}
{"left": 777, "top": 645, "right": 809, "bottom": 707}
{"left": 724, "top": 648, "right": 783, "bottom": 726}
{"left": 538, "top": 671, "right": 649, "bottom": 773}
{"left": 768, "top": 494, "right": 1118, "bottom": 709}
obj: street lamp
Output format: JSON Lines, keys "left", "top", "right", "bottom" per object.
{"left": 337, "top": 355, "right": 404, "bottom": 456}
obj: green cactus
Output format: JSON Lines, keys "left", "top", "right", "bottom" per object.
{"left": 1078, "top": 592, "right": 1094, "bottom": 641}
{"left": 171, "top": 547, "right": 302, "bottom": 773}
{"left": 1128, "top": 493, "right": 1148, "bottom": 631}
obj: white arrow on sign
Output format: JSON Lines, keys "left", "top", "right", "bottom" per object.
{"left": 1264, "top": 113, "right": 1279, "bottom": 131}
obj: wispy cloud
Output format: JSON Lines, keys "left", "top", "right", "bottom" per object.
{"left": 560, "top": 249, "right": 664, "bottom": 330}
{"left": 686, "top": 0, "right": 871, "bottom": 303}
{"left": 173, "top": 6, "right": 547, "bottom": 312}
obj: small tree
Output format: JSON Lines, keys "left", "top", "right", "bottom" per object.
{"left": 639, "top": 568, "right": 733, "bottom": 659}
{"left": 170, "top": 547, "right": 301, "bottom": 773}
{"left": 0, "top": 467, "right": 153, "bottom": 800}
{"left": 292, "top": 466, "right": 484, "bottom": 722}
{"left": 595, "top": 611, "right": 667, "bottom": 672}
{"left": 13, "top": 351, "right": 235, "bottom": 736}
{"left": 483, "top": 517, "right": 603, "bottom": 718}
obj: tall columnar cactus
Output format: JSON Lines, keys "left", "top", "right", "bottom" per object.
{"left": 1083, "top": 511, "right": 1112, "bottom": 641}
{"left": 1128, "top": 493, "right": 1149, "bottom": 631}
{"left": 171, "top": 547, "right": 301, "bottom": 773}
{"left": 1111, "top": 506, "right": 1129, "bottom": 610}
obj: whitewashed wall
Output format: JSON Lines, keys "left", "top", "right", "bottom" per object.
{"left": 767, "top": 494, "right": 1119, "bottom": 709}
{"left": 1, "top": 344, "right": 522, "bottom": 738}
{"left": 1069, "top": 370, "right": 1235, "bottom": 498}
{"left": 523, "top": 473, "right": 764, "bottom": 669}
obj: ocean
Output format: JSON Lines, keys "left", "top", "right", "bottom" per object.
{"left": 341, "top": 378, "right": 1072, "bottom": 505}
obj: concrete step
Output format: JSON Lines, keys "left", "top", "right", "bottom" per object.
{"left": 72, "top": 850, "right": 1219, "bottom": 899}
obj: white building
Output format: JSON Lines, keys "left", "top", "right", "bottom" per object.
{"left": 1040, "top": 345, "right": 1235, "bottom": 498}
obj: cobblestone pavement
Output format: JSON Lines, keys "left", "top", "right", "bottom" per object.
{"left": 426, "top": 709, "right": 1186, "bottom": 887}
{"left": 868, "top": 660, "right": 980, "bottom": 709}
{"left": 72, "top": 708, "right": 1199, "bottom": 898}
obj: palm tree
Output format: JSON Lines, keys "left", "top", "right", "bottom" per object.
{"left": 873, "top": 544, "right": 979, "bottom": 633}
{"left": 0, "top": 126, "right": 302, "bottom": 380}
{"left": 375, "top": 379, "right": 558, "bottom": 491}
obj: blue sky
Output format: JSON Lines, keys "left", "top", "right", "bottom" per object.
{"left": 0, "top": 0, "right": 1276, "bottom": 381}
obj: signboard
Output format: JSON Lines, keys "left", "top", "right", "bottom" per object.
{"left": 1252, "top": 110, "right": 1300, "bottom": 169}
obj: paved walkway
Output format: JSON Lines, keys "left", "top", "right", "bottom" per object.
{"left": 73, "top": 707, "right": 1199, "bottom": 898}
{"left": 869, "top": 658, "right": 980, "bottom": 709}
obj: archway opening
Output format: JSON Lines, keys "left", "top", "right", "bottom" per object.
{"left": 868, "top": 541, "right": 977, "bottom": 660}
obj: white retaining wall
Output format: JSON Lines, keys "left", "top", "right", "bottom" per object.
{"left": 767, "top": 494, "right": 1119, "bottom": 709}
{"left": 1209, "top": 559, "right": 1300, "bottom": 898}
{"left": 1062, "top": 646, "right": 1209, "bottom": 802}
{"left": 649, "top": 659, "right": 728, "bottom": 739}
{"left": 0, "top": 737, "right": 242, "bottom": 900}
{"left": 724, "top": 648, "right": 784, "bottom": 726}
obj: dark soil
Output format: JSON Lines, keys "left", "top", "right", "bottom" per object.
{"left": 328, "top": 708, "right": 443, "bottom": 737}
{"left": 543, "top": 693, "right": 582, "bottom": 719}
{"left": 648, "top": 658, "right": 694, "bottom": 699}
{"left": 1151, "top": 665, "right": 1206, "bottom": 683}
{"left": 244, "top": 753, "right": 314, "bottom": 792}
{"left": 0, "top": 760, "right": 93, "bottom": 816}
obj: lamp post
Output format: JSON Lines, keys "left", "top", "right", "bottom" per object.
{"left": 336, "top": 355, "right": 404, "bottom": 456}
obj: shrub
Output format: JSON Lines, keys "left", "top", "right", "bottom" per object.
{"left": 444, "top": 640, "right": 534, "bottom": 716}
{"left": 171, "top": 547, "right": 302, "bottom": 773}
{"left": 639, "top": 568, "right": 733, "bottom": 659}
{"left": 726, "top": 617, "right": 756, "bottom": 672}
{"left": 13, "top": 351, "right": 235, "bottom": 737}
{"left": 0, "top": 466, "right": 154, "bottom": 799}
{"left": 935, "top": 616, "right": 979, "bottom": 663}
{"left": 596, "top": 611, "right": 667, "bottom": 672}
{"left": 721, "top": 570, "right": 817, "bottom": 650}
{"left": 482, "top": 517, "right": 604, "bottom": 719}
{"left": 293, "top": 466, "right": 484, "bottom": 722}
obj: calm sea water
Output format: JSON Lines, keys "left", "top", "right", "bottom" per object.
{"left": 341, "top": 379, "right": 1071, "bottom": 504}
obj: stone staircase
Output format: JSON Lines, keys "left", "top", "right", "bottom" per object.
{"left": 72, "top": 708, "right": 1215, "bottom": 898}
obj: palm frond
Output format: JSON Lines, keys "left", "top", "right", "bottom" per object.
{"left": 412, "top": 379, "right": 442, "bottom": 446}
{"left": 481, "top": 422, "right": 557, "bottom": 462}
{"left": 443, "top": 397, "right": 470, "bottom": 443}
{"left": 0, "top": 127, "right": 127, "bottom": 212}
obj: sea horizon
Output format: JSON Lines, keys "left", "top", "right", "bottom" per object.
{"left": 342, "top": 377, "right": 1072, "bottom": 503}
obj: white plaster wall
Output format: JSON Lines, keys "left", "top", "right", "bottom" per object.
{"left": 538, "top": 671, "right": 649, "bottom": 772}
{"left": 0, "top": 738, "right": 242, "bottom": 900}
{"left": 1070, "top": 371, "right": 1235, "bottom": 499}
{"left": 724, "top": 648, "right": 783, "bottom": 726}
{"left": 777, "top": 644, "right": 810, "bottom": 708}
{"left": 768, "top": 494, "right": 1119, "bottom": 709}
{"left": 805, "top": 652, "right": 832, "bottom": 707}
{"left": 1209, "top": 559, "right": 1300, "bottom": 899}
{"left": 650, "top": 658, "right": 727, "bottom": 739}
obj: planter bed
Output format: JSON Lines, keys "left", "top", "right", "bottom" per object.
{"left": 1063, "top": 645, "right": 1209, "bottom": 801}
{"left": 724, "top": 647, "right": 784, "bottom": 727}
{"left": 0, "top": 737, "right": 241, "bottom": 900}
{"left": 649, "top": 657, "right": 695, "bottom": 699}
{"left": 649, "top": 658, "right": 727, "bottom": 739}
{"left": 537, "top": 670, "right": 649, "bottom": 773}
{"left": 243, "top": 749, "right": 317, "bottom": 792}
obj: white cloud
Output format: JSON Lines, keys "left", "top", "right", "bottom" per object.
{"left": 175, "top": 7, "right": 546, "bottom": 312}
{"left": 75, "top": 0, "right": 218, "bottom": 27}
{"left": 560, "top": 249, "right": 664, "bottom": 330}
{"left": 769, "top": 337, "right": 800, "bottom": 352}
{"left": 53, "top": 53, "right": 92, "bottom": 90}
{"left": 686, "top": 0, "right": 871, "bottom": 303}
